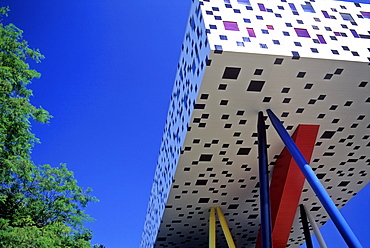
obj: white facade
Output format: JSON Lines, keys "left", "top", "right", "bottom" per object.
{"left": 141, "top": 0, "right": 370, "bottom": 247}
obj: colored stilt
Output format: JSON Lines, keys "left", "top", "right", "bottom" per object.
{"left": 266, "top": 109, "right": 362, "bottom": 248}
{"left": 216, "top": 207, "right": 236, "bottom": 248}
{"left": 304, "top": 205, "right": 328, "bottom": 248}
{"left": 257, "top": 111, "right": 272, "bottom": 248}
{"left": 209, "top": 207, "right": 216, "bottom": 248}
{"left": 300, "top": 204, "right": 313, "bottom": 248}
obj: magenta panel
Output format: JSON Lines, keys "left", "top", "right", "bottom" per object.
{"left": 223, "top": 21, "right": 239, "bottom": 31}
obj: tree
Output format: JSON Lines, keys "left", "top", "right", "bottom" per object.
{"left": 0, "top": 7, "right": 97, "bottom": 247}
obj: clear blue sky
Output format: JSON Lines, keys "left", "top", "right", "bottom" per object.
{"left": 1, "top": 1, "right": 369, "bottom": 247}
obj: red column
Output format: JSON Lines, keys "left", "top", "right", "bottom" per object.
{"left": 255, "top": 125, "right": 319, "bottom": 248}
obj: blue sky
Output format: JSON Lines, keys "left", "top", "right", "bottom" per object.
{"left": 1, "top": 0, "right": 369, "bottom": 247}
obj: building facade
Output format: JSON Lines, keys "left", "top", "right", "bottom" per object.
{"left": 141, "top": 0, "right": 370, "bottom": 247}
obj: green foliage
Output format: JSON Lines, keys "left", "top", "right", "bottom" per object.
{"left": 0, "top": 7, "right": 98, "bottom": 247}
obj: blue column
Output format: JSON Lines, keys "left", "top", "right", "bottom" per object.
{"left": 266, "top": 109, "right": 362, "bottom": 248}
{"left": 257, "top": 111, "right": 272, "bottom": 248}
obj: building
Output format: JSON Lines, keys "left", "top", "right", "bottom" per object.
{"left": 141, "top": 0, "right": 370, "bottom": 247}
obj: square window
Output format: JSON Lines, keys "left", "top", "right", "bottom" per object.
{"left": 273, "top": 40, "right": 280, "bottom": 45}
{"left": 243, "top": 37, "right": 251, "bottom": 42}
{"left": 220, "top": 35, "right": 228, "bottom": 40}
{"left": 210, "top": 25, "right": 217, "bottom": 29}
{"left": 312, "top": 25, "right": 319, "bottom": 30}
{"left": 275, "top": 13, "right": 282, "bottom": 18}
{"left": 340, "top": 13, "right": 354, "bottom": 21}
{"left": 215, "top": 16, "right": 222, "bottom": 20}
{"left": 297, "top": 20, "right": 304, "bottom": 24}
{"left": 283, "top": 31, "right": 290, "bottom": 36}
{"left": 222, "top": 67, "right": 241, "bottom": 79}
{"left": 278, "top": 6, "right": 284, "bottom": 10}
{"left": 238, "top": 0, "right": 251, "bottom": 5}
{"left": 256, "top": 15, "right": 264, "bottom": 20}
{"left": 247, "top": 80, "right": 265, "bottom": 92}
{"left": 286, "top": 23, "right": 292, "bottom": 27}
{"left": 295, "top": 28, "right": 310, "bottom": 37}
{"left": 311, "top": 48, "right": 318, "bottom": 53}
{"left": 236, "top": 41, "right": 245, "bottom": 47}
{"left": 325, "top": 27, "right": 332, "bottom": 31}
{"left": 342, "top": 46, "right": 350, "bottom": 51}
{"left": 260, "top": 43, "right": 268, "bottom": 49}
{"left": 317, "top": 35, "right": 326, "bottom": 44}
{"left": 314, "top": 17, "right": 321, "bottom": 22}
{"left": 274, "top": 58, "right": 284, "bottom": 64}
{"left": 302, "top": 4, "right": 315, "bottom": 13}
{"left": 294, "top": 42, "right": 302, "bottom": 47}
{"left": 223, "top": 21, "right": 239, "bottom": 31}
{"left": 244, "top": 18, "right": 251, "bottom": 23}
{"left": 258, "top": 3, "right": 266, "bottom": 11}
{"left": 267, "top": 25, "right": 274, "bottom": 30}
{"left": 254, "top": 69, "right": 263, "bottom": 75}
{"left": 332, "top": 50, "right": 339, "bottom": 55}
{"left": 322, "top": 11, "right": 330, "bottom": 18}
{"left": 262, "top": 29, "right": 269, "bottom": 34}
{"left": 247, "top": 28, "right": 256, "bottom": 37}
{"left": 361, "top": 11, "right": 370, "bottom": 19}
{"left": 350, "top": 29, "right": 359, "bottom": 38}
{"left": 234, "top": 9, "right": 241, "bottom": 13}
{"left": 341, "top": 24, "right": 348, "bottom": 29}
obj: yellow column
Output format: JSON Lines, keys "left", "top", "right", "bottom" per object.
{"left": 209, "top": 207, "right": 216, "bottom": 248}
{"left": 216, "top": 207, "right": 236, "bottom": 248}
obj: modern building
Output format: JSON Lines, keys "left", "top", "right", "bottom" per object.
{"left": 141, "top": 0, "right": 370, "bottom": 247}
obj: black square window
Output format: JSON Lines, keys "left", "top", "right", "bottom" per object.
{"left": 274, "top": 58, "right": 284, "bottom": 64}
{"left": 304, "top": 83, "right": 313, "bottom": 89}
{"left": 237, "top": 148, "right": 251, "bottom": 155}
{"left": 324, "top": 74, "right": 333, "bottom": 80}
{"left": 222, "top": 67, "right": 241, "bottom": 79}
{"left": 224, "top": 124, "right": 232, "bottom": 128}
{"left": 321, "top": 131, "right": 336, "bottom": 139}
{"left": 218, "top": 84, "right": 227, "bottom": 90}
{"left": 342, "top": 46, "right": 350, "bottom": 51}
{"left": 221, "top": 114, "right": 229, "bottom": 119}
{"left": 296, "top": 108, "right": 304, "bottom": 113}
{"left": 282, "top": 98, "right": 291, "bottom": 103}
{"left": 359, "top": 81, "right": 368, "bottom": 87}
{"left": 344, "top": 101, "right": 353, "bottom": 106}
{"left": 198, "top": 198, "right": 210, "bottom": 203}
{"left": 334, "top": 68, "right": 344, "bottom": 75}
{"left": 247, "top": 80, "right": 265, "bottom": 92}
{"left": 297, "top": 72, "right": 306, "bottom": 78}
{"left": 263, "top": 97, "right": 271, "bottom": 102}
{"left": 220, "top": 100, "right": 229, "bottom": 105}
{"left": 330, "top": 105, "right": 338, "bottom": 110}
{"left": 196, "top": 179, "right": 208, "bottom": 185}
{"left": 308, "top": 99, "right": 316, "bottom": 104}
{"left": 281, "top": 112, "right": 289, "bottom": 117}
{"left": 254, "top": 69, "right": 263, "bottom": 75}
{"left": 281, "top": 87, "right": 290, "bottom": 93}
{"left": 199, "top": 154, "right": 213, "bottom": 161}
{"left": 200, "top": 94, "right": 209, "bottom": 99}
{"left": 236, "top": 110, "right": 245, "bottom": 115}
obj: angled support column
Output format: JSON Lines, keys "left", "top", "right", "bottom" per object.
{"left": 209, "top": 207, "right": 216, "bottom": 248}
{"left": 216, "top": 207, "right": 236, "bottom": 248}
{"left": 304, "top": 205, "right": 328, "bottom": 248}
{"left": 266, "top": 109, "right": 362, "bottom": 248}
{"left": 257, "top": 111, "right": 272, "bottom": 248}
{"left": 256, "top": 124, "right": 319, "bottom": 248}
{"left": 300, "top": 204, "right": 313, "bottom": 248}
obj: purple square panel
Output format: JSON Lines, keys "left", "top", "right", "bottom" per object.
{"left": 295, "top": 28, "right": 310, "bottom": 38}
{"left": 223, "top": 21, "right": 239, "bottom": 31}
